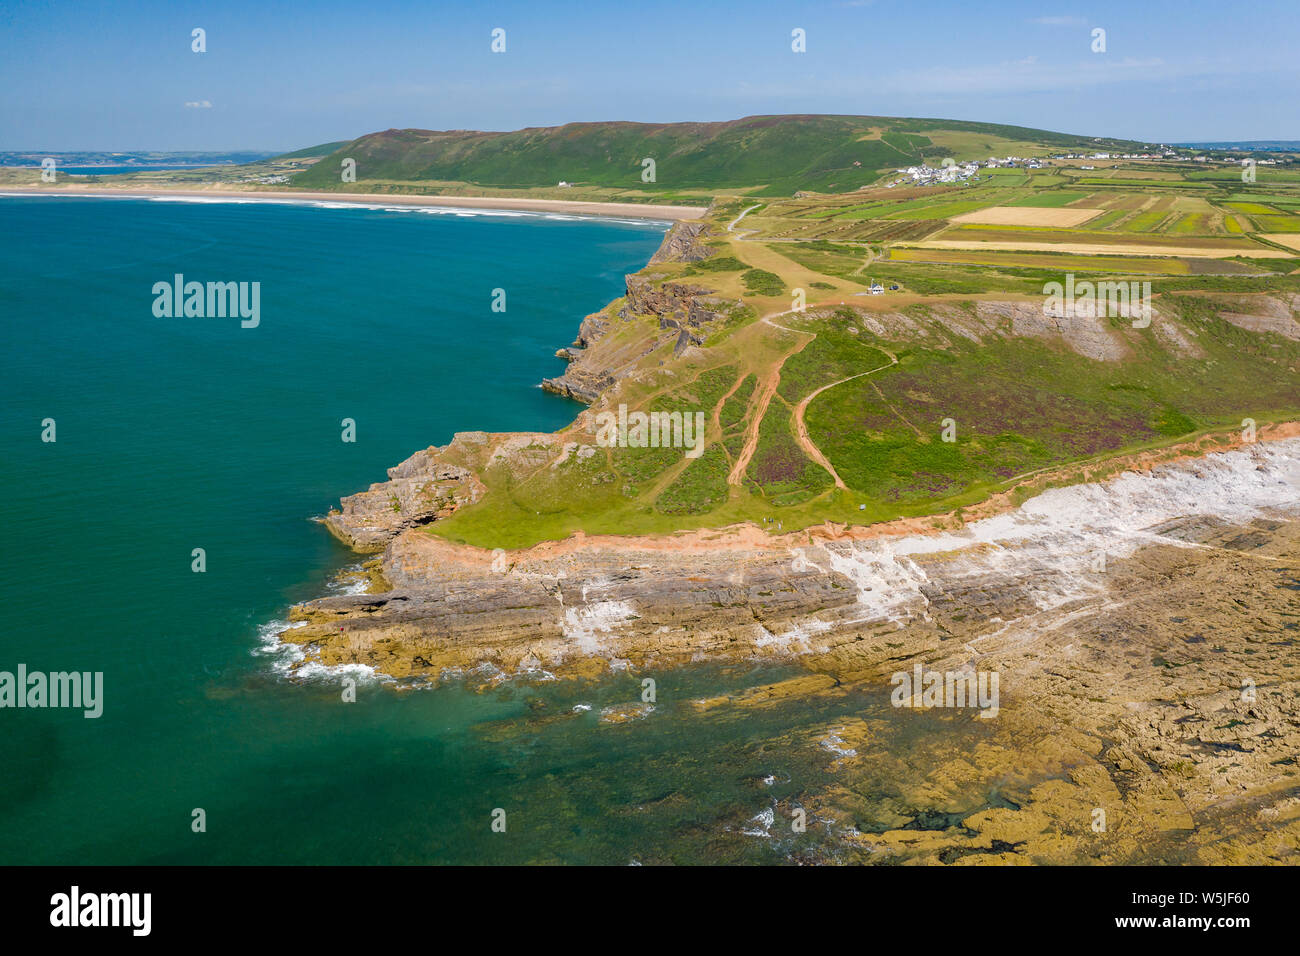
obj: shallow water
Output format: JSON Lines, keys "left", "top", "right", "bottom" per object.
{"left": 0, "top": 195, "right": 689, "bottom": 863}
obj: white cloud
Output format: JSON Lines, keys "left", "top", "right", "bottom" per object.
{"left": 184, "top": 100, "right": 212, "bottom": 109}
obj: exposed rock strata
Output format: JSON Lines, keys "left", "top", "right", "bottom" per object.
{"left": 648, "top": 220, "right": 715, "bottom": 264}
{"left": 287, "top": 439, "right": 1300, "bottom": 864}
{"left": 540, "top": 275, "right": 733, "bottom": 403}
{"left": 540, "top": 218, "right": 727, "bottom": 404}
{"left": 294, "top": 437, "right": 1300, "bottom": 683}
{"left": 322, "top": 447, "right": 484, "bottom": 551}
{"left": 1206, "top": 291, "right": 1300, "bottom": 341}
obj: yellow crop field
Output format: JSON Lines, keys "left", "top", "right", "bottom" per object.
{"left": 948, "top": 206, "right": 1104, "bottom": 227}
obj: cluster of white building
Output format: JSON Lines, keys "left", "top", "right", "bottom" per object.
{"left": 886, "top": 154, "right": 1054, "bottom": 187}
{"left": 879, "top": 145, "right": 1288, "bottom": 189}
{"left": 983, "top": 155, "right": 1046, "bottom": 169}
{"left": 889, "top": 161, "right": 978, "bottom": 187}
{"left": 1053, "top": 149, "right": 1182, "bottom": 161}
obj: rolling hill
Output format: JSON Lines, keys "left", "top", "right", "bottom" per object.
{"left": 290, "top": 114, "right": 1147, "bottom": 196}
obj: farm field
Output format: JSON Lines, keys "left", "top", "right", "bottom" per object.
{"left": 883, "top": 247, "right": 1267, "bottom": 275}
{"left": 905, "top": 237, "right": 1292, "bottom": 258}
{"left": 1262, "top": 233, "right": 1300, "bottom": 252}
{"left": 949, "top": 205, "right": 1104, "bottom": 226}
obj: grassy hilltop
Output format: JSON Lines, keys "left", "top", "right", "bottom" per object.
{"left": 288, "top": 114, "right": 1146, "bottom": 200}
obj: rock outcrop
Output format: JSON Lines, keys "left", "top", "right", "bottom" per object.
{"left": 1213, "top": 292, "right": 1300, "bottom": 341}
{"left": 540, "top": 276, "right": 728, "bottom": 403}
{"left": 323, "top": 447, "right": 485, "bottom": 551}
{"left": 988, "top": 299, "right": 1132, "bottom": 361}
{"left": 294, "top": 436, "right": 1300, "bottom": 681}
{"left": 540, "top": 215, "right": 729, "bottom": 405}
{"left": 648, "top": 220, "right": 715, "bottom": 264}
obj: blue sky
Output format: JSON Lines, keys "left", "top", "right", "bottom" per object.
{"left": 2, "top": 0, "right": 1297, "bottom": 150}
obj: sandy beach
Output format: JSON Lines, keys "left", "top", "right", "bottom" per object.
{"left": 0, "top": 184, "right": 707, "bottom": 222}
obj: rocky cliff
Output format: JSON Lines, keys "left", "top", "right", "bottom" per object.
{"left": 540, "top": 216, "right": 730, "bottom": 404}
{"left": 295, "top": 432, "right": 1299, "bottom": 681}
{"left": 282, "top": 438, "right": 1300, "bottom": 865}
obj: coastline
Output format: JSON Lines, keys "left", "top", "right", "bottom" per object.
{"left": 289, "top": 419, "right": 1300, "bottom": 681}
{"left": 279, "top": 427, "right": 1300, "bottom": 866}
{"left": 334, "top": 420, "right": 1300, "bottom": 564}
{"left": 0, "top": 184, "right": 706, "bottom": 222}
{"left": 289, "top": 202, "right": 1300, "bottom": 681}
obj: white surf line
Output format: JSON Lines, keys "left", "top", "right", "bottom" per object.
{"left": 0, "top": 189, "right": 693, "bottom": 224}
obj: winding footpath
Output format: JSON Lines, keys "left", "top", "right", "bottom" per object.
{"left": 726, "top": 203, "right": 763, "bottom": 235}
{"left": 726, "top": 311, "right": 898, "bottom": 489}
{"left": 725, "top": 312, "right": 807, "bottom": 485}
{"left": 790, "top": 350, "right": 899, "bottom": 489}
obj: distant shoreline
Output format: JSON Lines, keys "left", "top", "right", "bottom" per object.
{"left": 0, "top": 184, "right": 706, "bottom": 222}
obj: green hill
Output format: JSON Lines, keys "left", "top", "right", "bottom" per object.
{"left": 274, "top": 140, "right": 352, "bottom": 160}
{"left": 290, "top": 114, "right": 1145, "bottom": 196}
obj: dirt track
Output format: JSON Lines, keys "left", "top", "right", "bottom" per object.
{"left": 790, "top": 350, "right": 898, "bottom": 489}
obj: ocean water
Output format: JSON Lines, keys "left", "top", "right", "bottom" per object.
{"left": 59, "top": 165, "right": 221, "bottom": 175}
{"left": 0, "top": 195, "right": 1003, "bottom": 865}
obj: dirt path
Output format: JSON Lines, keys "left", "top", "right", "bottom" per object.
{"left": 850, "top": 244, "right": 877, "bottom": 276}
{"left": 727, "top": 313, "right": 898, "bottom": 488}
{"left": 727, "top": 203, "right": 762, "bottom": 233}
{"left": 791, "top": 350, "right": 899, "bottom": 488}
{"left": 711, "top": 369, "right": 750, "bottom": 469}
{"left": 726, "top": 313, "right": 813, "bottom": 485}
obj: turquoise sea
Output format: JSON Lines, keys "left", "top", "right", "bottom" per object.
{"left": 0, "top": 195, "right": 992, "bottom": 865}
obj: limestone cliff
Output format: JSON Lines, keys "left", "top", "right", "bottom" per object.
{"left": 540, "top": 216, "right": 730, "bottom": 404}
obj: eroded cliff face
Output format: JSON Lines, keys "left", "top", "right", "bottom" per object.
{"left": 283, "top": 257, "right": 1300, "bottom": 863}
{"left": 294, "top": 438, "right": 1300, "bottom": 682}
{"left": 283, "top": 439, "right": 1300, "bottom": 863}
{"left": 539, "top": 215, "right": 737, "bottom": 404}
{"left": 323, "top": 448, "right": 485, "bottom": 552}
{"left": 539, "top": 275, "right": 739, "bottom": 403}
{"left": 648, "top": 220, "right": 715, "bottom": 264}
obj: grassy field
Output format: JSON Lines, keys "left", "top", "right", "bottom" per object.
{"left": 17, "top": 122, "right": 1296, "bottom": 548}
{"left": 423, "top": 153, "right": 1300, "bottom": 548}
{"left": 431, "top": 284, "right": 1300, "bottom": 549}
{"left": 887, "top": 248, "right": 1223, "bottom": 275}
{"left": 435, "top": 140, "right": 1300, "bottom": 547}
